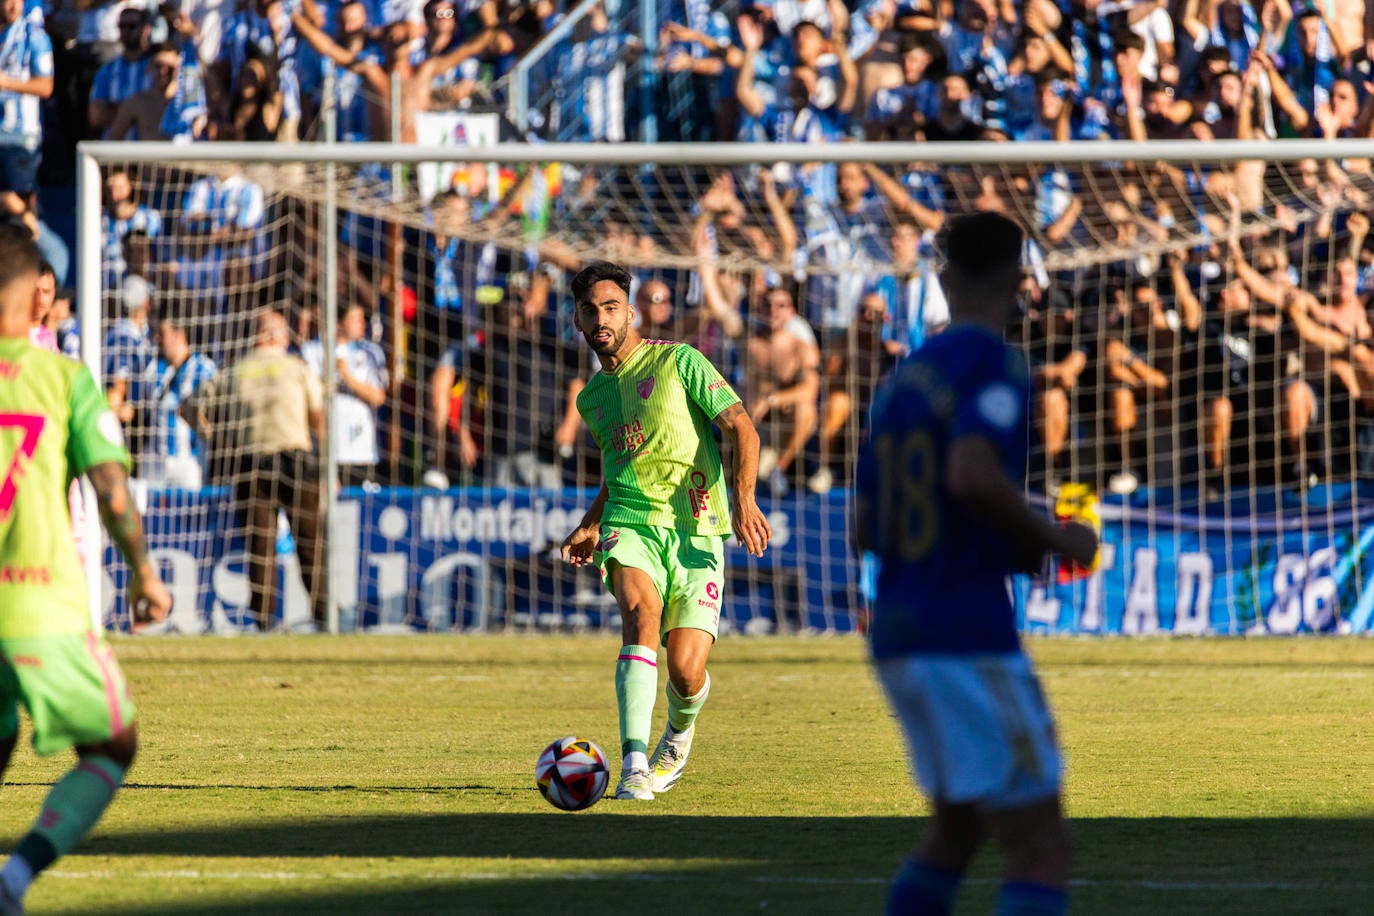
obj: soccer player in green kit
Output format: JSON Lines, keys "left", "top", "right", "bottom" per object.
{"left": 0, "top": 225, "right": 172, "bottom": 913}
{"left": 561, "top": 261, "right": 772, "bottom": 800}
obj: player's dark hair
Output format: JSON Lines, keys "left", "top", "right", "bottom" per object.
{"left": 942, "top": 212, "right": 1023, "bottom": 278}
{"left": 38, "top": 260, "right": 54, "bottom": 279}
{"left": 570, "top": 260, "right": 633, "bottom": 306}
{"left": 0, "top": 225, "right": 41, "bottom": 291}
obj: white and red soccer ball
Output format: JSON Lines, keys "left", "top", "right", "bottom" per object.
{"left": 536, "top": 736, "right": 610, "bottom": 811}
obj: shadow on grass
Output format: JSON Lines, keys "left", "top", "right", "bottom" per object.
{"left": 55, "top": 814, "right": 1374, "bottom": 915}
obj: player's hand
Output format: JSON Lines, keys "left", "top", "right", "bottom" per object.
{"left": 560, "top": 525, "right": 599, "bottom": 567}
{"left": 1054, "top": 521, "right": 1099, "bottom": 569}
{"left": 732, "top": 497, "right": 771, "bottom": 558}
{"left": 128, "top": 568, "right": 172, "bottom": 633}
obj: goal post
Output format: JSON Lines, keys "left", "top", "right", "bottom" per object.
{"left": 77, "top": 139, "right": 1374, "bottom": 636}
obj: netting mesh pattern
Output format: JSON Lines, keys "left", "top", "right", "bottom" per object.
{"left": 92, "top": 149, "right": 1374, "bottom": 634}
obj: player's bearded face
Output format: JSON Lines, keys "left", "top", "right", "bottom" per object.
{"left": 583, "top": 306, "right": 631, "bottom": 355}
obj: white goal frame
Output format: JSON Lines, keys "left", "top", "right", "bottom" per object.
{"left": 76, "top": 138, "right": 1374, "bottom": 634}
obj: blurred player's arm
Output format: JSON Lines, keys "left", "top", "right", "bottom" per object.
{"left": 561, "top": 482, "right": 609, "bottom": 566}
{"left": 714, "top": 401, "right": 771, "bottom": 557}
{"left": 87, "top": 461, "right": 171, "bottom": 627}
{"left": 946, "top": 434, "right": 1097, "bottom": 569}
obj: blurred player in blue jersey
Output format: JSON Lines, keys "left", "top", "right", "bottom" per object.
{"left": 855, "top": 211, "right": 1098, "bottom": 916}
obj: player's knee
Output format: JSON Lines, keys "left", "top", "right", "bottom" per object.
{"left": 665, "top": 634, "right": 711, "bottom": 695}
{"left": 81, "top": 723, "right": 138, "bottom": 770}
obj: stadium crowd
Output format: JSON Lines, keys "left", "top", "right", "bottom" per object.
{"left": 46, "top": 0, "right": 1374, "bottom": 501}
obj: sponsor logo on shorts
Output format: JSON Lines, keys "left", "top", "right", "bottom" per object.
{"left": 595, "top": 531, "right": 619, "bottom": 552}
{"left": 687, "top": 470, "right": 710, "bottom": 518}
{"left": 698, "top": 581, "right": 721, "bottom": 615}
{"left": 637, "top": 376, "right": 656, "bottom": 400}
{"left": 0, "top": 566, "right": 50, "bottom": 585}
{"left": 10, "top": 655, "right": 39, "bottom": 667}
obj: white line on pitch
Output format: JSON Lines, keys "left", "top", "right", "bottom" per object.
{"left": 44, "top": 870, "right": 1374, "bottom": 892}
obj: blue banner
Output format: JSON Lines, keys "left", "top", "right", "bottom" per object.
{"left": 104, "top": 488, "right": 863, "bottom": 634}
{"left": 104, "top": 486, "right": 1374, "bottom": 635}
{"left": 1014, "top": 487, "right": 1374, "bottom": 635}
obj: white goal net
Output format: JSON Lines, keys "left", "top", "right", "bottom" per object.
{"left": 80, "top": 140, "right": 1374, "bottom": 636}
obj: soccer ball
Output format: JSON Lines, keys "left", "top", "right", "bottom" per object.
{"left": 536, "top": 736, "right": 610, "bottom": 811}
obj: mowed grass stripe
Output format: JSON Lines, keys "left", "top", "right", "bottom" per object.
{"left": 0, "top": 636, "right": 1366, "bottom": 914}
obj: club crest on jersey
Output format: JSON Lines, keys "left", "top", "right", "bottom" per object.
{"left": 595, "top": 530, "right": 619, "bottom": 552}
{"left": 637, "top": 376, "right": 655, "bottom": 400}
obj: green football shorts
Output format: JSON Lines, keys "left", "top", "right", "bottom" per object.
{"left": 594, "top": 523, "right": 727, "bottom": 639}
{"left": 0, "top": 631, "right": 137, "bottom": 756}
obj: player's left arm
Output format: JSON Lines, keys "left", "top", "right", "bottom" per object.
{"left": 713, "top": 402, "right": 772, "bottom": 557}
{"left": 87, "top": 461, "right": 171, "bottom": 628}
{"left": 676, "top": 344, "right": 771, "bottom": 555}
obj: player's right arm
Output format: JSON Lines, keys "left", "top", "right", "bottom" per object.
{"left": 86, "top": 461, "right": 171, "bottom": 629}
{"left": 561, "top": 482, "right": 609, "bottom": 567}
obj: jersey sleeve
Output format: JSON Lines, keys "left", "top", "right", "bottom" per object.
{"left": 674, "top": 344, "right": 740, "bottom": 419}
{"left": 67, "top": 364, "right": 131, "bottom": 477}
{"left": 948, "top": 347, "right": 1029, "bottom": 460}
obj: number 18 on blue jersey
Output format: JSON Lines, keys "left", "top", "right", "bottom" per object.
{"left": 855, "top": 326, "right": 1032, "bottom": 658}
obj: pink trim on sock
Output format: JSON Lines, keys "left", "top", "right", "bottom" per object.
{"left": 617, "top": 654, "right": 657, "bottom": 667}
{"left": 76, "top": 760, "right": 119, "bottom": 793}
{"left": 85, "top": 631, "right": 124, "bottom": 735}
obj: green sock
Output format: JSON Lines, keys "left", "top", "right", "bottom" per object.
{"left": 616, "top": 645, "right": 658, "bottom": 758}
{"left": 667, "top": 672, "right": 711, "bottom": 734}
{"left": 28, "top": 756, "right": 126, "bottom": 863}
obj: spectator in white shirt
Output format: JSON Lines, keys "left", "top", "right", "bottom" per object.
{"left": 302, "top": 303, "right": 390, "bottom": 487}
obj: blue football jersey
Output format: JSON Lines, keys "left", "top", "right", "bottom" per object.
{"left": 856, "top": 325, "right": 1031, "bottom": 657}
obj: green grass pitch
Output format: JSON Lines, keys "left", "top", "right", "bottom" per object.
{"left": 1, "top": 636, "right": 1371, "bottom": 914}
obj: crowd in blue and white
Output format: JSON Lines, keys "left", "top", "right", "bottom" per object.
{"left": 65, "top": 0, "right": 1374, "bottom": 498}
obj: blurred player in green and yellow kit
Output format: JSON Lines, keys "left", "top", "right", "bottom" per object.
{"left": 561, "top": 261, "right": 771, "bottom": 801}
{"left": 0, "top": 225, "right": 171, "bottom": 914}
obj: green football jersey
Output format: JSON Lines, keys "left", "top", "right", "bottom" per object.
{"left": 0, "top": 339, "right": 129, "bottom": 638}
{"left": 577, "top": 340, "right": 741, "bottom": 536}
